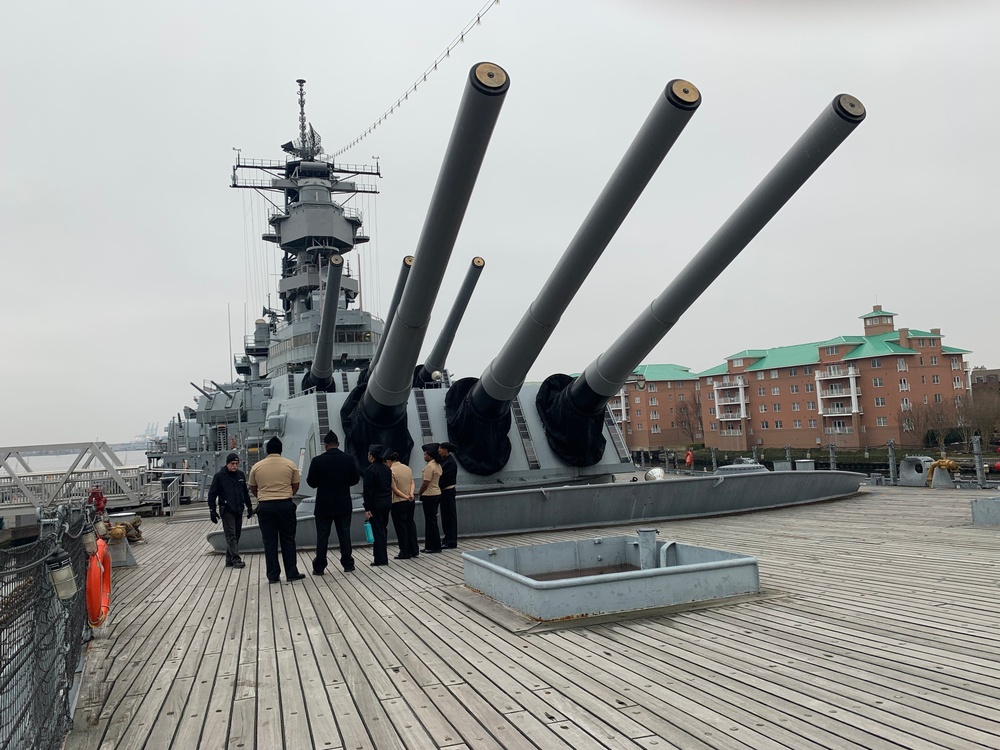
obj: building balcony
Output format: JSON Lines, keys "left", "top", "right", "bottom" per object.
{"left": 824, "top": 427, "right": 855, "bottom": 435}
{"left": 816, "top": 367, "right": 859, "bottom": 380}
{"left": 716, "top": 395, "right": 749, "bottom": 404}
{"left": 897, "top": 364, "right": 909, "bottom": 372}
{"left": 720, "top": 429, "right": 743, "bottom": 436}
{"left": 715, "top": 378, "right": 748, "bottom": 388}
{"left": 822, "top": 408, "right": 860, "bottom": 416}
{"left": 820, "top": 387, "right": 861, "bottom": 398}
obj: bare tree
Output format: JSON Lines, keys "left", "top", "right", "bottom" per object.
{"left": 964, "top": 389, "right": 1000, "bottom": 448}
{"left": 678, "top": 395, "right": 704, "bottom": 445}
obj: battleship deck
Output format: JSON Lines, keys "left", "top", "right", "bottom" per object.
{"left": 65, "top": 486, "right": 1000, "bottom": 749}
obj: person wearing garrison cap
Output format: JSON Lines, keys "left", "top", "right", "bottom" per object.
{"left": 362, "top": 444, "right": 393, "bottom": 566}
{"left": 306, "top": 430, "right": 360, "bottom": 574}
{"left": 248, "top": 437, "right": 305, "bottom": 583}
{"left": 207, "top": 452, "right": 253, "bottom": 569}
{"left": 418, "top": 442, "right": 444, "bottom": 553}
{"left": 437, "top": 442, "right": 459, "bottom": 548}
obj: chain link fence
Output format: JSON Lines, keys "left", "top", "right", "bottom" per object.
{"left": 1, "top": 504, "right": 89, "bottom": 750}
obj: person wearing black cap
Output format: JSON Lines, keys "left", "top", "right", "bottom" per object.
{"left": 418, "top": 442, "right": 443, "bottom": 553}
{"left": 248, "top": 436, "right": 305, "bottom": 583}
{"left": 207, "top": 453, "right": 253, "bottom": 569}
{"left": 437, "top": 442, "right": 459, "bottom": 548}
{"left": 362, "top": 444, "right": 393, "bottom": 566}
{"left": 306, "top": 430, "right": 360, "bottom": 574}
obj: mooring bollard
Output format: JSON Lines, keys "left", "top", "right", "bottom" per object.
{"left": 637, "top": 528, "right": 658, "bottom": 569}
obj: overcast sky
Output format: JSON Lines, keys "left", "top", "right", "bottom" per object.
{"left": 2, "top": 0, "right": 997, "bottom": 445}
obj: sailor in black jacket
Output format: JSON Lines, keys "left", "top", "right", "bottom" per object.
{"left": 306, "top": 431, "right": 360, "bottom": 574}
{"left": 207, "top": 452, "right": 254, "bottom": 568}
{"left": 362, "top": 444, "right": 393, "bottom": 566}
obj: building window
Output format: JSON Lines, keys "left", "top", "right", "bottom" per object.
{"left": 678, "top": 394, "right": 684, "bottom": 401}
{"left": 918, "top": 339, "right": 926, "bottom": 348}
{"left": 897, "top": 358, "right": 908, "bottom": 371}
{"left": 806, "top": 401, "right": 816, "bottom": 410}
{"left": 634, "top": 396, "right": 641, "bottom": 404}
{"left": 804, "top": 366, "right": 813, "bottom": 375}
{"left": 759, "top": 404, "right": 768, "bottom": 413}
{"left": 757, "top": 372, "right": 765, "bottom": 380}
{"left": 805, "top": 383, "right": 815, "bottom": 393}
{"left": 771, "top": 386, "right": 780, "bottom": 395}
{"left": 932, "top": 375, "right": 940, "bottom": 384}
{"left": 709, "top": 407, "right": 716, "bottom": 415}
{"left": 649, "top": 397, "right": 658, "bottom": 406}
{"left": 789, "top": 384, "right": 799, "bottom": 394}
{"left": 789, "top": 368, "right": 798, "bottom": 376}
{"left": 774, "top": 420, "right": 783, "bottom": 429}
{"left": 875, "top": 397, "right": 886, "bottom": 407}
{"left": 761, "top": 421, "right": 769, "bottom": 429}
{"left": 648, "top": 383, "right": 657, "bottom": 392}
{"left": 876, "top": 416, "right": 888, "bottom": 426}
{"left": 825, "top": 346, "right": 839, "bottom": 355}
{"left": 871, "top": 358, "right": 881, "bottom": 368}
{"left": 710, "top": 422, "right": 717, "bottom": 431}
{"left": 872, "top": 377, "right": 883, "bottom": 387}
{"left": 934, "top": 393, "right": 942, "bottom": 403}
{"left": 757, "top": 387, "right": 766, "bottom": 396}
{"left": 773, "top": 403, "right": 781, "bottom": 412}
{"left": 637, "top": 423, "right": 644, "bottom": 431}
{"left": 792, "top": 402, "right": 801, "bottom": 411}
{"left": 707, "top": 391, "right": 714, "bottom": 400}
{"left": 635, "top": 409, "right": 641, "bottom": 417}
{"left": 899, "top": 378, "right": 909, "bottom": 391}
{"left": 930, "top": 356, "right": 938, "bottom": 365}
{"left": 808, "top": 419, "right": 817, "bottom": 428}
{"left": 650, "top": 410, "right": 659, "bottom": 420}
{"left": 770, "top": 370, "right": 779, "bottom": 379}
{"left": 901, "top": 398, "right": 911, "bottom": 410}
{"left": 921, "top": 375, "right": 926, "bottom": 385}
{"left": 954, "top": 376, "right": 963, "bottom": 388}
{"left": 732, "top": 358, "right": 744, "bottom": 367}
{"left": 793, "top": 420, "right": 802, "bottom": 429}
{"left": 651, "top": 425, "right": 661, "bottom": 434}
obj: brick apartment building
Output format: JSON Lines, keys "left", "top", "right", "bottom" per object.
{"left": 615, "top": 306, "right": 972, "bottom": 454}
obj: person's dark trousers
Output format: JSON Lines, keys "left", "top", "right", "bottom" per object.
{"left": 390, "top": 502, "right": 419, "bottom": 558}
{"left": 440, "top": 487, "right": 458, "bottom": 547}
{"left": 256, "top": 499, "right": 299, "bottom": 581}
{"left": 333, "top": 513, "right": 354, "bottom": 571}
{"left": 221, "top": 510, "right": 243, "bottom": 565}
{"left": 370, "top": 508, "right": 390, "bottom": 565}
{"left": 421, "top": 495, "right": 442, "bottom": 551}
{"left": 405, "top": 501, "right": 419, "bottom": 557}
{"left": 313, "top": 515, "right": 333, "bottom": 574}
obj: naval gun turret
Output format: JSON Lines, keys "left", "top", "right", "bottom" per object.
{"left": 300, "top": 254, "right": 344, "bottom": 392}
{"left": 341, "top": 63, "right": 510, "bottom": 465}
{"left": 414, "top": 256, "right": 485, "bottom": 388}
{"left": 537, "top": 94, "right": 867, "bottom": 465}
{"left": 445, "top": 80, "right": 703, "bottom": 474}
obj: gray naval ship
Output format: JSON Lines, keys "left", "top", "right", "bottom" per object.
{"left": 146, "top": 67, "right": 868, "bottom": 553}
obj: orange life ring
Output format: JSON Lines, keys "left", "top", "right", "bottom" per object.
{"left": 86, "top": 538, "right": 112, "bottom": 627}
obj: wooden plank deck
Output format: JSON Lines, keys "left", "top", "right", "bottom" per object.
{"left": 64, "top": 486, "right": 1000, "bottom": 749}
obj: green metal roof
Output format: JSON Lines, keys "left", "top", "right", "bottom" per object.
{"left": 726, "top": 350, "right": 768, "bottom": 360}
{"left": 698, "top": 362, "right": 730, "bottom": 377}
{"left": 860, "top": 309, "right": 898, "bottom": 319}
{"left": 742, "top": 342, "right": 824, "bottom": 370}
{"left": 942, "top": 345, "right": 971, "bottom": 354}
{"left": 630, "top": 363, "right": 699, "bottom": 382}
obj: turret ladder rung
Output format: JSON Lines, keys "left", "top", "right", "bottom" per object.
{"left": 287, "top": 373, "right": 296, "bottom": 397}
{"left": 510, "top": 398, "right": 541, "bottom": 470}
{"left": 413, "top": 389, "right": 435, "bottom": 443}
{"left": 341, "top": 372, "right": 350, "bottom": 392}
{"left": 604, "top": 408, "right": 632, "bottom": 463}
{"left": 316, "top": 393, "right": 329, "bottom": 435}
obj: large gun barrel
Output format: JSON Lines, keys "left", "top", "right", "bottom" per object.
{"left": 343, "top": 62, "right": 510, "bottom": 463}
{"left": 301, "top": 254, "right": 344, "bottom": 392}
{"left": 414, "top": 256, "right": 485, "bottom": 387}
{"left": 367, "top": 255, "right": 413, "bottom": 376}
{"left": 446, "top": 80, "right": 702, "bottom": 474}
{"left": 539, "top": 94, "right": 867, "bottom": 465}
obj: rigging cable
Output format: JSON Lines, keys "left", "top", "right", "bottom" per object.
{"left": 330, "top": 0, "right": 500, "bottom": 157}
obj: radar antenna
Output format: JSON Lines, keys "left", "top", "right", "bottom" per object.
{"left": 280, "top": 79, "right": 323, "bottom": 160}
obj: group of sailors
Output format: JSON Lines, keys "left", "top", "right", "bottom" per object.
{"left": 206, "top": 433, "right": 460, "bottom": 580}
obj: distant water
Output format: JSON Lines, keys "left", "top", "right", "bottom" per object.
{"left": 5, "top": 450, "right": 148, "bottom": 474}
